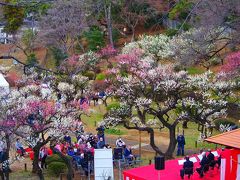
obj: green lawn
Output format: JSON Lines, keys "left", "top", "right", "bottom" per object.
{"left": 187, "top": 66, "right": 205, "bottom": 75}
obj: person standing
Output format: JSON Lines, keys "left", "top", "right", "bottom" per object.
{"left": 96, "top": 126, "right": 105, "bottom": 142}
{"left": 97, "top": 137, "right": 105, "bottom": 149}
{"left": 177, "top": 134, "right": 185, "bottom": 156}
{"left": 39, "top": 146, "right": 48, "bottom": 169}
{"left": 0, "top": 140, "right": 4, "bottom": 162}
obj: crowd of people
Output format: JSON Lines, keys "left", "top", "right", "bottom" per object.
{"left": 10, "top": 121, "right": 136, "bottom": 176}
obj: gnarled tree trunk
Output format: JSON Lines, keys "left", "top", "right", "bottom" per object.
{"left": 32, "top": 137, "right": 51, "bottom": 180}
{"left": 164, "top": 126, "right": 177, "bottom": 158}
{"left": 32, "top": 144, "right": 44, "bottom": 180}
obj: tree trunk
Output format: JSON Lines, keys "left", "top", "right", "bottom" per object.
{"left": 164, "top": 126, "right": 177, "bottom": 159}
{"left": 32, "top": 144, "right": 44, "bottom": 180}
{"left": 147, "top": 128, "right": 164, "bottom": 156}
{"left": 102, "top": 97, "right": 108, "bottom": 107}
{"left": 131, "top": 27, "right": 135, "bottom": 42}
{"left": 32, "top": 137, "right": 51, "bottom": 180}
{"left": 182, "top": 121, "right": 188, "bottom": 129}
{"left": 104, "top": 2, "right": 114, "bottom": 47}
{"left": 4, "top": 134, "right": 11, "bottom": 180}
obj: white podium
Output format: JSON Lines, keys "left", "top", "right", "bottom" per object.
{"left": 94, "top": 149, "right": 114, "bottom": 180}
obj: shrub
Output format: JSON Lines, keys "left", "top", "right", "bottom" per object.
{"left": 174, "top": 64, "right": 185, "bottom": 72}
{"left": 26, "top": 53, "right": 38, "bottom": 65}
{"left": 50, "top": 47, "right": 68, "bottom": 66}
{"left": 106, "top": 102, "right": 120, "bottom": 111}
{"left": 83, "top": 26, "right": 105, "bottom": 51}
{"left": 46, "top": 154, "right": 64, "bottom": 165}
{"left": 165, "top": 28, "right": 178, "bottom": 37}
{"left": 214, "top": 119, "right": 236, "bottom": 130}
{"left": 144, "top": 13, "right": 163, "bottom": 29}
{"left": 169, "top": 0, "right": 193, "bottom": 20}
{"left": 83, "top": 71, "right": 95, "bottom": 80}
{"left": 112, "top": 28, "right": 120, "bottom": 43}
{"left": 209, "top": 57, "right": 221, "bottom": 66}
{"left": 96, "top": 73, "right": 106, "bottom": 80}
{"left": 48, "top": 162, "right": 67, "bottom": 177}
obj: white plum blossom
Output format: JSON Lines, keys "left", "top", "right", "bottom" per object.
{"left": 79, "top": 50, "right": 99, "bottom": 66}
{"left": 72, "top": 75, "right": 89, "bottom": 83}
{"left": 57, "top": 82, "right": 75, "bottom": 93}
{"left": 219, "top": 124, "right": 232, "bottom": 133}
{"left": 101, "top": 117, "right": 122, "bottom": 128}
{"left": 122, "top": 34, "right": 174, "bottom": 61}
{"left": 130, "top": 116, "right": 146, "bottom": 128}
{"left": 146, "top": 119, "right": 158, "bottom": 126}
{"left": 170, "top": 27, "right": 230, "bottom": 68}
{"left": 135, "top": 98, "right": 152, "bottom": 108}
{"left": 20, "top": 84, "right": 40, "bottom": 94}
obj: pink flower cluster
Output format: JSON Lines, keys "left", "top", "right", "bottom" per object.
{"left": 26, "top": 100, "right": 56, "bottom": 118}
{"left": 222, "top": 51, "right": 240, "bottom": 73}
{"left": 99, "top": 45, "right": 117, "bottom": 58}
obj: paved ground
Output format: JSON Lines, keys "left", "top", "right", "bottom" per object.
{"left": 106, "top": 137, "right": 197, "bottom": 156}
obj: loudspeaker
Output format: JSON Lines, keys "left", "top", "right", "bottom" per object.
{"left": 155, "top": 156, "right": 165, "bottom": 170}
{"left": 85, "top": 151, "right": 94, "bottom": 161}
{"left": 113, "top": 148, "right": 123, "bottom": 160}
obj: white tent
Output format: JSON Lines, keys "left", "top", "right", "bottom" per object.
{"left": 0, "top": 73, "right": 9, "bottom": 95}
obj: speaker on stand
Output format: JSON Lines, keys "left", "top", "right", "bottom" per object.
{"left": 114, "top": 148, "right": 123, "bottom": 180}
{"left": 155, "top": 156, "right": 165, "bottom": 180}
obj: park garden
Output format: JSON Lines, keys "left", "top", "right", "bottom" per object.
{"left": 0, "top": 0, "right": 239, "bottom": 179}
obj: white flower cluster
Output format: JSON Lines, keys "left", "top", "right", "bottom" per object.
{"left": 146, "top": 119, "right": 158, "bottom": 126}
{"left": 72, "top": 74, "right": 88, "bottom": 82}
{"left": 26, "top": 136, "right": 40, "bottom": 148}
{"left": 135, "top": 98, "right": 152, "bottom": 108}
{"left": 0, "top": 65, "right": 14, "bottom": 74}
{"left": 79, "top": 50, "right": 99, "bottom": 65}
{"left": 219, "top": 124, "right": 232, "bottom": 133}
{"left": 48, "top": 116, "right": 74, "bottom": 137}
{"left": 187, "top": 71, "right": 213, "bottom": 90}
{"left": 171, "top": 27, "right": 230, "bottom": 65}
{"left": 101, "top": 117, "right": 123, "bottom": 128}
{"left": 20, "top": 84, "right": 40, "bottom": 94}
{"left": 130, "top": 116, "right": 146, "bottom": 128}
{"left": 157, "top": 79, "right": 180, "bottom": 92}
{"left": 58, "top": 82, "right": 75, "bottom": 93}
{"left": 122, "top": 42, "right": 140, "bottom": 54}
{"left": 181, "top": 97, "right": 199, "bottom": 108}
{"left": 122, "top": 34, "right": 174, "bottom": 61}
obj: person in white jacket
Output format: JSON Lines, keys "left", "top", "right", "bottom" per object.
{"left": 116, "top": 137, "right": 125, "bottom": 148}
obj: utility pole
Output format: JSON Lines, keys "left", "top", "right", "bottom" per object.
{"left": 139, "top": 130, "right": 142, "bottom": 158}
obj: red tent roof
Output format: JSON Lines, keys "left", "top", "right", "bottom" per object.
{"left": 205, "top": 129, "right": 240, "bottom": 149}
